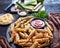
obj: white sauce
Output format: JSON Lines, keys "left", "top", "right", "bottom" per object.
{"left": 19, "top": 11, "right": 27, "bottom": 16}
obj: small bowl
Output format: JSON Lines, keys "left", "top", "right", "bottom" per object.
{"left": 17, "top": 10, "right": 28, "bottom": 17}
{"left": 30, "top": 18, "right": 46, "bottom": 29}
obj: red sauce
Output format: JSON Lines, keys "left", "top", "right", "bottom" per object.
{"left": 31, "top": 19, "right": 45, "bottom": 28}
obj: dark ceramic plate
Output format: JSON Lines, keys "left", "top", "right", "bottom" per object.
{"left": 6, "top": 23, "right": 52, "bottom": 48}
{"left": 6, "top": 16, "right": 52, "bottom": 48}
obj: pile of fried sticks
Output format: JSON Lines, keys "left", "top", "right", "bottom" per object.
{"left": 9, "top": 16, "right": 53, "bottom": 48}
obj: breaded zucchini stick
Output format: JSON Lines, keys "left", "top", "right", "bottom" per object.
{"left": 46, "top": 22, "right": 53, "bottom": 31}
{"left": 30, "top": 41, "right": 38, "bottom": 48}
{"left": 33, "top": 32, "right": 43, "bottom": 39}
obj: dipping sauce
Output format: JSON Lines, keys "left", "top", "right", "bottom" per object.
{"left": 31, "top": 19, "right": 45, "bottom": 28}
{"left": 18, "top": 11, "right": 27, "bottom": 16}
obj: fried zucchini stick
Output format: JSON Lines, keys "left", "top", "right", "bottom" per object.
{"left": 36, "top": 29, "right": 48, "bottom": 33}
{"left": 33, "top": 32, "right": 43, "bottom": 39}
{"left": 14, "top": 33, "right": 20, "bottom": 43}
{"left": 9, "top": 32, "right": 15, "bottom": 42}
{"left": 19, "top": 42, "right": 33, "bottom": 46}
{"left": 17, "top": 39, "right": 28, "bottom": 43}
{"left": 14, "top": 18, "right": 24, "bottom": 25}
{"left": 15, "top": 28, "right": 26, "bottom": 32}
{"left": 24, "top": 18, "right": 33, "bottom": 25}
{"left": 46, "top": 22, "right": 53, "bottom": 31}
{"left": 35, "top": 31, "right": 38, "bottom": 35}
{"left": 15, "top": 24, "right": 30, "bottom": 32}
{"left": 46, "top": 27, "right": 53, "bottom": 37}
{"left": 9, "top": 23, "right": 15, "bottom": 42}
{"left": 24, "top": 33, "right": 28, "bottom": 38}
{"left": 15, "top": 20, "right": 26, "bottom": 28}
{"left": 24, "top": 29, "right": 35, "bottom": 44}
{"left": 44, "top": 33, "right": 53, "bottom": 40}
{"left": 19, "top": 32, "right": 27, "bottom": 39}
{"left": 33, "top": 38, "right": 49, "bottom": 43}
{"left": 27, "top": 29, "right": 35, "bottom": 41}
{"left": 30, "top": 41, "right": 38, "bottom": 48}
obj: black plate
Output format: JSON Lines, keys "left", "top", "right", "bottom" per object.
{"left": 6, "top": 23, "right": 52, "bottom": 48}
{"left": 6, "top": 15, "right": 52, "bottom": 48}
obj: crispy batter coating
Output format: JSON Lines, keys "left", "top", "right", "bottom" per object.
{"left": 9, "top": 16, "right": 53, "bottom": 48}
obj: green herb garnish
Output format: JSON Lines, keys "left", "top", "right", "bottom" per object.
{"left": 31, "top": 10, "right": 47, "bottom": 19}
